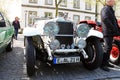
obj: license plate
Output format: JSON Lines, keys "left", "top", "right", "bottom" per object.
{"left": 53, "top": 57, "right": 80, "bottom": 64}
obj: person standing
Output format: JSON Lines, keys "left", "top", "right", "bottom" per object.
{"left": 100, "top": 0, "right": 120, "bottom": 71}
{"left": 12, "top": 17, "right": 20, "bottom": 40}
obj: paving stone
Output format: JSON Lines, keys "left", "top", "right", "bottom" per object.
{"left": 0, "top": 34, "right": 120, "bottom": 80}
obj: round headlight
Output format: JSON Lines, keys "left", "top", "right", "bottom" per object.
{"left": 50, "top": 39, "right": 60, "bottom": 50}
{"left": 76, "top": 23, "right": 90, "bottom": 38}
{"left": 77, "top": 39, "right": 86, "bottom": 49}
{"left": 44, "top": 22, "right": 59, "bottom": 36}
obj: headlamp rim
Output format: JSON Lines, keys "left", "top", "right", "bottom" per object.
{"left": 76, "top": 23, "right": 90, "bottom": 38}
{"left": 43, "top": 21, "right": 59, "bottom": 36}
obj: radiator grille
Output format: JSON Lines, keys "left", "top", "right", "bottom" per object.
{"left": 56, "top": 21, "right": 74, "bottom": 49}
{"left": 57, "top": 22, "right": 73, "bottom": 35}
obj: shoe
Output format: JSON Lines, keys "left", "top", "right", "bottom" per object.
{"left": 100, "top": 66, "right": 110, "bottom": 72}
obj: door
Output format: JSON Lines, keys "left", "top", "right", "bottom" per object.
{"left": 0, "top": 12, "right": 6, "bottom": 48}
{"left": 0, "top": 12, "right": 14, "bottom": 52}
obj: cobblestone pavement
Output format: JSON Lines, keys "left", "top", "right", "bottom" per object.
{"left": 0, "top": 34, "right": 120, "bottom": 80}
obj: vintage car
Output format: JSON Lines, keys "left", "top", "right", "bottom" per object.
{"left": 23, "top": 17, "right": 103, "bottom": 76}
{"left": 80, "top": 20, "right": 120, "bottom": 65}
{"left": 0, "top": 12, "right": 14, "bottom": 53}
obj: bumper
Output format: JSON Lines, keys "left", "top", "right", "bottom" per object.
{"left": 51, "top": 49, "right": 80, "bottom": 53}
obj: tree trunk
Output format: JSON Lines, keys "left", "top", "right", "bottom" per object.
{"left": 55, "top": 5, "right": 58, "bottom": 17}
{"left": 55, "top": 0, "right": 62, "bottom": 17}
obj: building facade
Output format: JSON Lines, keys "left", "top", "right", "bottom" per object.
{"left": 0, "top": 0, "right": 21, "bottom": 21}
{"left": 1, "top": 0, "right": 120, "bottom": 28}
{"left": 21, "top": 0, "right": 97, "bottom": 27}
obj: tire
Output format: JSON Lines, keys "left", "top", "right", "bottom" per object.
{"left": 110, "top": 44, "right": 120, "bottom": 65}
{"left": 82, "top": 37, "right": 103, "bottom": 70}
{"left": 25, "top": 37, "right": 36, "bottom": 77}
{"left": 6, "top": 37, "right": 13, "bottom": 52}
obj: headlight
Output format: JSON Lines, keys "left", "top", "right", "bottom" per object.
{"left": 44, "top": 22, "right": 59, "bottom": 36}
{"left": 76, "top": 23, "right": 90, "bottom": 38}
{"left": 50, "top": 39, "right": 60, "bottom": 50}
{"left": 77, "top": 39, "right": 86, "bottom": 49}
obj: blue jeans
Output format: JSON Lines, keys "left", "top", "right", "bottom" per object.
{"left": 14, "top": 29, "right": 18, "bottom": 39}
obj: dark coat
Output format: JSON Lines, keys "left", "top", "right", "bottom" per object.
{"left": 12, "top": 20, "right": 20, "bottom": 30}
{"left": 101, "top": 5, "right": 120, "bottom": 37}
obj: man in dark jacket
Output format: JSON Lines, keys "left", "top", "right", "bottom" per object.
{"left": 100, "top": 0, "right": 120, "bottom": 71}
{"left": 12, "top": 17, "right": 20, "bottom": 40}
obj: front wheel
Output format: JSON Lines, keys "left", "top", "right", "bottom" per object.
{"left": 25, "top": 37, "right": 36, "bottom": 77}
{"left": 110, "top": 44, "right": 120, "bottom": 65}
{"left": 82, "top": 37, "right": 103, "bottom": 70}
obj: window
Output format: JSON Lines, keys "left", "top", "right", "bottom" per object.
{"left": 44, "top": 12, "right": 52, "bottom": 19}
{"left": 28, "top": 11, "right": 37, "bottom": 25}
{"left": 29, "top": 0, "right": 38, "bottom": 3}
{"left": 85, "top": 1, "right": 91, "bottom": 10}
{"left": 73, "top": 0, "right": 80, "bottom": 9}
{"left": 60, "top": 0, "right": 67, "bottom": 7}
{"left": 3, "top": 16, "right": 11, "bottom": 27}
{"left": 0, "top": 13, "right": 5, "bottom": 27}
{"left": 73, "top": 15, "right": 80, "bottom": 24}
{"left": 0, "top": 13, "right": 3, "bottom": 21}
{"left": 85, "top": 16, "right": 91, "bottom": 20}
{"left": 45, "top": 0, "right": 53, "bottom": 5}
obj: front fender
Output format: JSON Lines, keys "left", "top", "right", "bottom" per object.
{"left": 23, "top": 27, "right": 40, "bottom": 36}
{"left": 87, "top": 29, "right": 103, "bottom": 39}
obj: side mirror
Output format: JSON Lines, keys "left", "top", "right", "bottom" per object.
{"left": 0, "top": 20, "right": 6, "bottom": 27}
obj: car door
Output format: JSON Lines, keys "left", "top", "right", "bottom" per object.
{"left": 0, "top": 12, "right": 14, "bottom": 53}
{"left": 0, "top": 12, "right": 7, "bottom": 51}
{"left": 3, "top": 15, "right": 14, "bottom": 44}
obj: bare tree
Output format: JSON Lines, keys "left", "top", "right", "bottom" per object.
{"left": 0, "top": 0, "right": 5, "bottom": 12}
{"left": 97, "top": 0, "right": 106, "bottom": 6}
{"left": 95, "top": 0, "right": 104, "bottom": 21}
{"left": 85, "top": 0, "right": 106, "bottom": 21}
{"left": 55, "top": 0, "right": 62, "bottom": 17}
{"left": 0, "top": 0, "right": 9, "bottom": 15}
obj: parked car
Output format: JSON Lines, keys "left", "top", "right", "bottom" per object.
{"left": 80, "top": 20, "right": 120, "bottom": 65}
{"left": 0, "top": 12, "right": 14, "bottom": 53}
{"left": 23, "top": 17, "right": 103, "bottom": 76}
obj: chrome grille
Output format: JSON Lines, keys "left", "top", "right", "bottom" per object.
{"left": 56, "top": 21, "right": 74, "bottom": 49}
